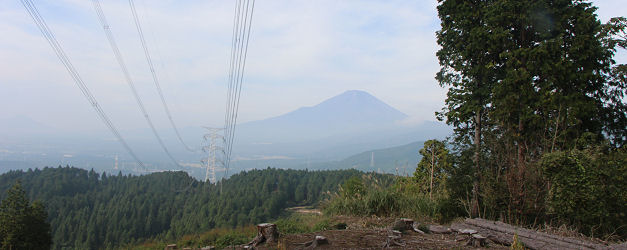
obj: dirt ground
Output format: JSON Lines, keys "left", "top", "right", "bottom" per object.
{"left": 242, "top": 216, "right": 509, "bottom": 249}
{"left": 274, "top": 228, "right": 507, "bottom": 249}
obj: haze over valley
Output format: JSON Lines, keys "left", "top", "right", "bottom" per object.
{"left": 0, "top": 90, "right": 450, "bottom": 179}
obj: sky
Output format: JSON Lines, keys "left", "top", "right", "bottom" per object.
{"left": 0, "top": 0, "right": 626, "bottom": 135}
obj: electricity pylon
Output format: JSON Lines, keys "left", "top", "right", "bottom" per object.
{"left": 202, "top": 127, "right": 223, "bottom": 183}
{"left": 370, "top": 152, "right": 375, "bottom": 168}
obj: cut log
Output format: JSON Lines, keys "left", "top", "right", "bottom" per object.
{"left": 609, "top": 242, "right": 627, "bottom": 250}
{"left": 164, "top": 244, "right": 177, "bottom": 250}
{"left": 200, "top": 247, "right": 215, "bottom": 250}
{"left": 452, "top": 218, "right": 608, "bottom": 250}
{"left": 428, "top": 225, "right": 451, "bottom": 234}
{"left": 247, "top": 223, "right": 279, "bottom": 247}
{"left": 455, "top": 229, "right": 477, "bottom": 235}
{"left": 465, "top": 218, "right": 603, "bottom": 249}
{"left": 469, "top": 218, "right": 601, "bottom": 248}
{"left": 467, "top": 234, "right": 487, "bottom": 247}
{"left": 411, "top": 222, "right": 426, "bottom": 234}
{"left": 486, "top": 234, "right": 512, "bottom": 246}
{"left": 303, "top": 235, "right": 329, "bottom": 249}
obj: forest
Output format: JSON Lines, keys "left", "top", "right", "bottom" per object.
{"left": 0, "top": 166, "right": 388, "bottom": 249}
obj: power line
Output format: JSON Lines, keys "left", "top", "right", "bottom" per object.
{"left": 91, "top": 0, "right": 181, "bottom": 168}
{"left": 128, "top": 0, "right": 197, "bottom": 152}
{"left": 20, "top": 0, "right": 147, "bottom": 170}
{"left": 228, "top": 0, "right": 255, "bottom": 168}
{"left": 223, "top": 0, "right": 245, "bottom": 175}
{"left": 223, "top": 0, "right": 243, "bottom": 158}
{"left": 226, "top": 0, "right": 254, "bottom": 175}
{"left": 223, "top": 0, "right": 255, "bottom": 177}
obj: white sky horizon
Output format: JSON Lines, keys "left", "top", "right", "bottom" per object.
{"left": 1, "top": 0, "right": 625, "bottom": 134}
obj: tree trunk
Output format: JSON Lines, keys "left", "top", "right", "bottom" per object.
{"left": 471, "top": 109, "right": 481, "bottom": 218}
{"left": 430, "top": 148, "right": 435, "bottom": 200}
{"left": 516, "top": 118, "right": 525, "bottom": 221}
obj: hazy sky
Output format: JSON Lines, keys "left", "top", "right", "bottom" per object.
{"left": 1, "top": 0, "right": 625, "bottom": 133}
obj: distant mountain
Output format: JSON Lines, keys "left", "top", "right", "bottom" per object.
{"left": 232, "top": 90, "right": 450, "bottom": 160}
{"left": 250, "top": 90, "right": 407, "bottom": 126}
{"left": 236, "top": 90, "right": 408, "bottom": 143}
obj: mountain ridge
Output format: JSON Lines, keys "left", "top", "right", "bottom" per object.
{"left": 241, "top": 90, "right": 408, "bottom": 128}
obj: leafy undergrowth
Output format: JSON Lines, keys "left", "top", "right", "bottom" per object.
{"left": 321, "top": 175, "right": 460, "bottom": 224}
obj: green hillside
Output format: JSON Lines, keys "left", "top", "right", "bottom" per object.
{"left": 310, "top": 141, "right": 423, "bottom": 174}
{"left": 0, "top": 166, "right": 392, "bottom": 249}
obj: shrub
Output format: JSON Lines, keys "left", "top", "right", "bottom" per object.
{"left": 541, "top": 146, "right": 626, "bottom": 238}
{"left": 323, "top": 176, "right": 445, "bottom": 221}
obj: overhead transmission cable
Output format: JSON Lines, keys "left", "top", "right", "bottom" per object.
{"left": 223, "top": 0, "right": 255, "bottom": 177}
{"left": 20, "top": 0, "right": 147, "bottom": 170}
{"left": 128, "top": 0, "right": 198, "bottom": 152}
{"left": 91, "top": 0, "right": 181, "bottom": 168}
{"left": 223, "top": 0, "right": 244, "bottom": 170}
{"left": 226, "top": 0, "right": 254, "bottom": 175}
{"left": 225, "top": 0, "right": 255, "bottom": 174}
{"left": 223, "top": 0, "right": 243, "bottom": 174}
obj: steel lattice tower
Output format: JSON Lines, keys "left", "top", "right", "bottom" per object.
{"left": 202, "top": 128, "right": 223, "bottom": 183}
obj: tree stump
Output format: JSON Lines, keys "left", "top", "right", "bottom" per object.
{"left": 467, "top": 234, "right": 487, "bottom": 247}
{"left": 248, "top": 223, "right": 279, "bottom": 247}
{"left": 391, "top": 218, "right": 414, "bottom": 232}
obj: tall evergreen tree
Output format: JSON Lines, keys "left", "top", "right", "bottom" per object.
{"left": 414, "top": 140, "right": 451, "bottom": 199}
{"left": 436, "top": 0, "right": 502, "bottom": 217}
{"left": 0, "top": 181, "right": 51, "bottom": 250}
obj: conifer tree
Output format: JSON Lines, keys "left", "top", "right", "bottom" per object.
{"left": 414, "top": 140, "right": 450, "bottom": 199}
{"left": 0, "top": 181, "right": 51, "bottom": 250}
